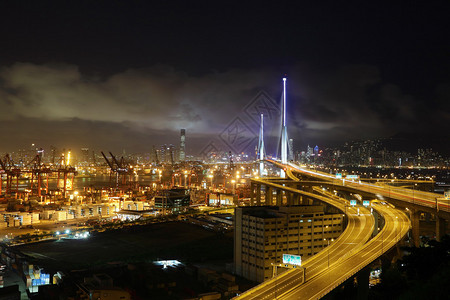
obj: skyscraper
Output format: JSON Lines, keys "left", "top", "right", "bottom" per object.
{"left": 257, "top": 114, "right": 265, "bottom": 161}
{"left": 257, "top": 114, "right": 266, "bottom": 176}
{"left": 180, "top": 129, "right": 186, "bottom": 161}
{"left": 280, "top": 78, "right": 288, "bottom": 165}
{"left": 288, "top": 138, "right": 294, "bottom": 161}
{"left": 81, "top": 148, "right": 90, "bottom": 164}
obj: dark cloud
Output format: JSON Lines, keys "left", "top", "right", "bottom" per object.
{"left": 0, "top": 61, "right": 448, "bottom": 155}
{"left": 0, "top": 1, "right": 448, "bottom": 156}
{"left": 0, "top": 117, "right": 179, "bottom": 154}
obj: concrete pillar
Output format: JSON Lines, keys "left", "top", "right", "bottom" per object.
{"left": 372, "top": 209, "right": 380, "bottom": 237}
{"left": 256, "top": 184, "right": 261, "bottom": 206}
{"left": 411, "top": 209, "right": 420, "bottom": 247}
{"left": 276, "top": 189, "right": 282, "bottom": 206}
{"left": 341, "top": 276, "right": 356, "bottom": 299}
{"left": 356, "top": 266, "right": 370, "bottom": 300}
{"left": 293, "top": 194, "right": 300, "bottom": 205}
{"left": 272, "top": 265, "right": 277, "bottom": 278}
{"left": 303, "top": 197, "right": 310, "bottom": 205}
{"left": 286, "top": 192, "right": 292, "bottom": 206}
{"left": 250, "top": 183, "right": 255, "bottom": 206}
{"left": 265, "top": 186, "right": 273, "bottom": 205}
{"left": 436, "top": 216, "right": 446, "bottom": 242}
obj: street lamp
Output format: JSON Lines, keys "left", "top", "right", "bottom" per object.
{"left": 208, "top": 174, "right": 213, "bottom": 189}
{"left": 396, "top": 216, "right": 399, "bottom": 242}
{"left": 324, "top": 238, "right": 334, "bottom": 268}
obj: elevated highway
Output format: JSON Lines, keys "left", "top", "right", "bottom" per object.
{"left": 235, "top": 179, "right": 375, "bottom": 300}
{"left": 284, "top": 199, "right": 409, "bottom": 299}
{"left": 234, "top": 161, "right": 414, "bottom": 299}
{"left": 268, "top": 159, "right": 450, "bottom": 215}
{"left": 271, "top": 159, "right": 449, "bottom": 245}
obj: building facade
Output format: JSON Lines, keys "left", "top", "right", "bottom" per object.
{"left": 154, "top": 188, "right": 190, "bottom": 214}
{"left": 234, "top": 205, "right": 344, "bottom": 282}
{"left": 180, "top": 129, "right": 186, "bottom": 162}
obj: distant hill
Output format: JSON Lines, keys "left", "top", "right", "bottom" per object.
{"left": 318, "top": 132, "right": 450, "bottom": 157}
{"left": 380, "top": 132, "right": 450, "bottom": 156}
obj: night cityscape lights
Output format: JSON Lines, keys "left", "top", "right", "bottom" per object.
{"left": 0, "top": 1, "right": 448, "bottom": 299}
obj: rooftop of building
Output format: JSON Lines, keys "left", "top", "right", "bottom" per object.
{"left": 243, "top": 209, "right": 279, "bottom": 219}
{"left": 238, "top": 205, "right": 333, "bottom": 220}
{"left": 154, "top": 188, "right": 190, "bottom": 199}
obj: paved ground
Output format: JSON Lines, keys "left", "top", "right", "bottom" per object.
{"left": 0, "top": 217, "right": 102, "bottom": 242}
{"left": 3, "top": 269, "right": 29, "bottom": 299}
{"left": 16, "top": 221, "right": 233, "bottom": 271}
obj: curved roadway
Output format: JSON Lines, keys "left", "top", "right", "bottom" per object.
{"left": 235, "top": 161, "right": 412, "bottom": 299}
{"left": 234, "top": 179, "right": 374, "bottom": 300}
{"left": 269, "top": 159, "right": 449, "bottom": 213}
{"left": 284, "top": 200, "right": 410, "bottom": 299}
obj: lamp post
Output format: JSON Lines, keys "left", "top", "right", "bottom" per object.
{"left": 324, "top": 238, "right": 334, "bottom": 268}
{"left": 396, "top": 216, "right": 399, "bottom": 242}
{"left": 208, "top": 174, "right": 213, "bottom": 189}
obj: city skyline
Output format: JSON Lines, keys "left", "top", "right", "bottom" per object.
{"left": 0, "top": 2, "right": 449, "bottom": 155}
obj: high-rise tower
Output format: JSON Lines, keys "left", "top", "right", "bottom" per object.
{"left": 81, "top": 148, "right": 90, "bottom": 164}
{"left": 257, "top": 114, "right": 265, "bottom": 161}
{"left": 180, "top": 129, "right": 186, "bottom": 161}
{"left": 288, "top": 138, "right": 294, "bottom": 161}
{"left": 257, "top": 114, "right": 266, "bottom": 176}
{"left": 280, "top": 77, "right": 288, "bottom": 165}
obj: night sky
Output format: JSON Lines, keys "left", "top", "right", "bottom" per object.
{"left": 0, "top": 1, "right": 449, "bottom": 156}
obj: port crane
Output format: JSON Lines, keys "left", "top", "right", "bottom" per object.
{"left": 56, "top": 153, "right": 77, "bottom": 198}
{"left": 26, "top": 155, "right": 53, "bottom": 198}
{"left": 0, "top": 154, "right": 21, "bottom": 195}
{"left": 101, "top": 151, "right": 132, "bottom": 188}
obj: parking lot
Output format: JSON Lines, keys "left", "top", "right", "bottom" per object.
{"left": 16, "top": 221, "right": 233, "bottom": 271}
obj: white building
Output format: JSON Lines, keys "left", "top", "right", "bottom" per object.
{"left": 61, "top": 204, "right": 114, "bottom": 219}
{"left": 1, "top": 212, "right": 40, "bottom": 227}
{"left": 234, "top": 205, "right": 344, "bottom": 282}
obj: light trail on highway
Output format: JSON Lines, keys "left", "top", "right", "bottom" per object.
{"left": 234, "top": 179, "right": 374, "bottom": 300}
{"left": 235, "top": 160, "right": 416, "bottom": 299}
{"left": 269, "top": 159, "right": 450, "bottom": 213}
{"left": 283, "top": 200, "right": 410, "bottom": 299}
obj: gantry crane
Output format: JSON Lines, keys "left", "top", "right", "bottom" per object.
{"left": 101, "top": 151, "right": 132, "bottom": 188}
{"left": 26, "top": 154, "right": 53, "bottom": 197}
{"left": 56, "top": 153, "right": 77, "bottom": 199}
{"left": 0, "top": 154, "right": 21, "bottom": 195}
